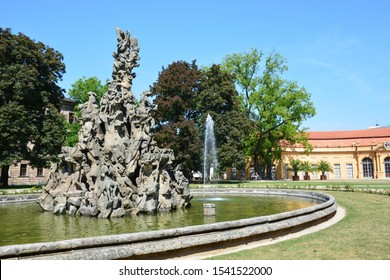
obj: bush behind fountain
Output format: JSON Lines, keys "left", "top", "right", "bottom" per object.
{"left": 36, "top": 28, "right": 192, "bottom": 218}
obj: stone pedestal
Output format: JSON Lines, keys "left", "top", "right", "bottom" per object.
{"left": 203, "top": 203, "right": 216, "bottom": 216}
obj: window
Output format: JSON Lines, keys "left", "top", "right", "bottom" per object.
{"left": 68, "top": 112, "right": 74, "bottom": 124}
{"left": 385, "top": 157, "right": 390, "bottom": 178}
{"left": 37, "top": 167, "right": 44, "bottom": 177}
{"left": 284, "top": 164, "right": 289, "bottom": 179}
{"left": 334, "top": 164, "right": 341, "bottom": 179}
{"left": 20, "top": 164, "right": 28, "bottom": 177}
{"left": 362, "top": 158, "right": 374, "bottom": 178}
{"left": 346, "top": 163, "right": 353, "bottom": 179}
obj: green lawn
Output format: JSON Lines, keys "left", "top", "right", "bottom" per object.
{"left": 191, "top": 180, "right": 390, "bottom": 196}
{"left": 206, "top": 190, "right": 390, "bottom": 260}
{"left": 192, "top": 179, "right": 390, "bottom": 189}
{"left": 0, "top": 185, "right": 42, "bottom": 195}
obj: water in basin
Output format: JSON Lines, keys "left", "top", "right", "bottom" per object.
{"left": 0, "top": 194, "right": 319, "bottom": 246}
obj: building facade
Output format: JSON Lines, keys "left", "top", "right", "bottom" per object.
{"left": 3, "top": 98, "right": 76, "bottom": 186}
{"left": 277, "top": 127, "right": 390, "bottom": 180}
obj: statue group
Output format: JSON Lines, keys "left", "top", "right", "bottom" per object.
{"left": 37, "top": 28, "right": 192, "bottom": 218}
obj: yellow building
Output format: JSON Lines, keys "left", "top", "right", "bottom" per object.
{"left": 277, "top": 127, "right": 390, "bottom": 180}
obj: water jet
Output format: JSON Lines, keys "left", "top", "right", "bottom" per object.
{"left": 203, "top": 114, "right": 218, "bottom": 215}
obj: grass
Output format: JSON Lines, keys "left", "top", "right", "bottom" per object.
{"left": 205, "top": 190, "right": 390, "bottom": 260}
{"left": 0, "top": 184, "right": 42, "bottom": 195}
{"left": 191, "top": 180, "right": 390, "bottom": 196}
{"left": 191, "top": 179, "right": 390, "bottom": 188}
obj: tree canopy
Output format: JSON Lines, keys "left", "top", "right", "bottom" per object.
{"left": 150, "top": 61, "right": 253, "bottom": 180}
{"left": 68, "top": 76, "right": 108, "bottom": 104}
{"left": 65, "top": 76, "right": 108, "bottom": 146}
{"left": 0, "top": 28, "right": 66, "bottom": 186}
{"left": 150, "top": 60, "right": 202, "bottom": 178}
{"left": 222, "top": 48, "right": 263, "bottom": 117}
{"left": 223, "top": 49, "right": 316, "bottom": 179}
{"left": 197, "top": 64, "right": 251, "bottom": 171}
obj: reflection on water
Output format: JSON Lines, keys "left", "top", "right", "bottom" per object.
{"left": 202, "top": 197, "right": 231, "bottom": 202}
{"left": 0, "top": 194, "right": 319, "bottom": 246}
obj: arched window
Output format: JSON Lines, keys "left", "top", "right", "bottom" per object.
{"left": 385, "top": 157, "right": 390, "bottom": 178}
{"left": 362, "top": 158, "right": 374, "bottom": 178}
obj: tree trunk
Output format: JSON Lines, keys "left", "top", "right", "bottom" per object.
{"left": 184, "top": 169, "right": 193, "bottom": 183}
{"left": 254, "top": 154, "right": 260, "bottom": 175}
{"left": 1, "top": 165, "right": 10, "bottom": 187}
{"left": 293, "top": 171, "right": 300, "bottom": 181}
{"left": 266, "top": 164, "right": 273, "bottom": 180}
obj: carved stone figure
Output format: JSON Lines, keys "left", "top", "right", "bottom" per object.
{"left": 37, "top": 28, "right": 192, "bottom": 218}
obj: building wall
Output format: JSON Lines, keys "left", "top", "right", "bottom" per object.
{"left": 229, "top": 128, "right": 390, "bottom": 181}
{"left": 277, "top": 130, "right": 390, "bottom": 180}
{"left": 7, "top": 160, "right": 48, "bottom": 186}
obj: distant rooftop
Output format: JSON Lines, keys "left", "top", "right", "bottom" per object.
{"left": 308, "top": 127, "right": 390, "bottom": 148}
{"left": 61, "top": 97, "right": 76, "bottom": 104}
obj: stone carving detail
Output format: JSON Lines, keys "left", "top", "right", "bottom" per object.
{"left": 37, "top": 28, "right": 192, "bottom": 218}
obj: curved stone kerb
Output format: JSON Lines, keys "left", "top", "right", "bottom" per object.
{"left": 0, "top": 189, "right": 337, "bottom": 259}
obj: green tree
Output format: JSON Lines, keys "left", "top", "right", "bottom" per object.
{"left": 64, "top": 119, "right": 81, "bottom": 147}
{"left": 221, "top": 48, "right": 263, "bottom": 117}
{"left": 223, "top": 49, "right": 315, "bottom": 179}
{"left": 289, "top": 158, "right": 302, "bottom": 179}
{"left": 301, "top": 160, "right": 313, "bottom": 180}
{"left": 65, "top": 76, "right": 108, "bottom": 146}
{"left": 150, "top": 61, "right": 202, "bottom": 178}
{"left": 0, "top": 28, "right": 66, "bottom": 186}
{"left": 197, "top": 64, "right": 251, "bottom": 173}
{"left": 68, "top": 76, "right": 108, "bottom": 104}
{"left": 316, "top": 160, "right": 333, "bottom": 180}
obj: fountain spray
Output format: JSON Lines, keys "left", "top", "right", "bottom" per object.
{"left": 203, "top": 114, "right": 217, "bottom": 216}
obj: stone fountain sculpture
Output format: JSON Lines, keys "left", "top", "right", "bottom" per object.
{"left": 37, "top": 28, "right": 192, "bottom": 218}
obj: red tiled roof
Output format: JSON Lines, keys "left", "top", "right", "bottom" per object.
{"left": 309, "top": 127, "right": 390, "bottom": 140}
{"left": 308, "top": 127, "right": 390, "bottom": 148}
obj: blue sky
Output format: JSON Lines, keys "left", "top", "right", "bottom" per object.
{"left": 2, "top": 0, "right": 390, "bottom": 131}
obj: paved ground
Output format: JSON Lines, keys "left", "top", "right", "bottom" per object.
{"left": 170, "top": 206, "right": 346, "bottom": 260}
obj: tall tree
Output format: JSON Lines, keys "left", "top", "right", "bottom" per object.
{"left": 197, "top": 64, "right": 251, "bottom": 173}
{"left": 0, "top": 28, "right": 66, "bottom": 186}
{"left": 65, "top": 76, "right": 108, "bottom": 146}
{"left": 223, "top": 49, "right": 315, "bottom": 179}
{"left": 150, "top": 61, "right": 202, "bottom": 178}
{"left": 221, "top": 48, "right": 263, "bottom": 116}
{"left": 251, "top": 52, "right": 315, "bottom": 178}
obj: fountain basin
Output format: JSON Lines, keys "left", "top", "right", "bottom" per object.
{"left": 0, "top": 189, "right": 337, "bottom": 259}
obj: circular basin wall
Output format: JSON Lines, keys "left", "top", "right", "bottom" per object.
{"left": 0, "top": 189, "right": 338, "bottom": 259}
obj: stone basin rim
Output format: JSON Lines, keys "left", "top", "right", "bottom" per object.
{"left": 0, "top": 188, "right": 337, "bottom": 260}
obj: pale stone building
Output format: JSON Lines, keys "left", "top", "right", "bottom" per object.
{"left": 277, "top": 127, "right": 390, "bottom": 180}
